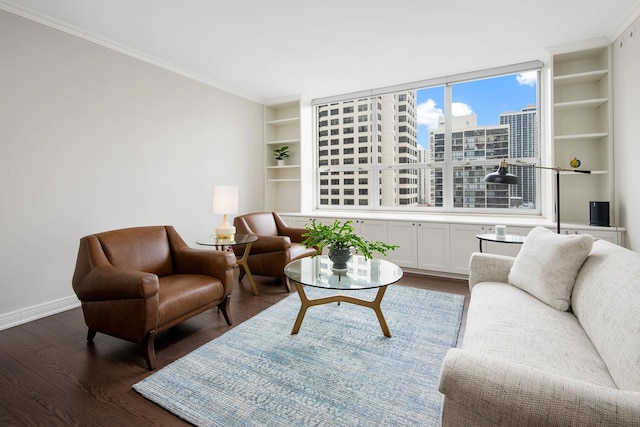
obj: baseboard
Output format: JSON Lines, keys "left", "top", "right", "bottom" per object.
{"left": 0, "top": 295, "right": 81, "bottom": 331}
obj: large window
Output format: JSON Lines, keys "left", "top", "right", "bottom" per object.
{"left": 313, "top": 63, "right": 541, "bottom": 212}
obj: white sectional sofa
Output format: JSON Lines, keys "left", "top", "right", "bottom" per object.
{"left": 438, "top": 227, "right": 640, "bottom": 426}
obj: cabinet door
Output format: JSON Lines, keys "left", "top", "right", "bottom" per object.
{"left": 354, "top": 219, "right": 388, "bottom": 259}
{"left": 449, "top": 224, "right": 494, "bottom": 275}
{"left": 562, "top": 228, "right": 618, "bottom": 244}
{"left": 417, "top": 223, "right": 449, "bottom": 272}
{"left": 386, "top": 221, "right": 417, "bottom": 268}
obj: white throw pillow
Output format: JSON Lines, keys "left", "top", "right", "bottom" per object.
{"left": 508, "top": 226, "right": 593, "bottom": 311}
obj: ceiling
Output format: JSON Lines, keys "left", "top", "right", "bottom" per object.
{"left": 2, "top": 0, "right": 639, "bottom": 103}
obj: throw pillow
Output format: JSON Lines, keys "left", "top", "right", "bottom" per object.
{"left": 508, "top": 226, "right": 593, "bottom": 311}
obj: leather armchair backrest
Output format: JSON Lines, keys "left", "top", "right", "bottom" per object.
{"left": 94, "top": 226, "right": 174, "bottom": 277}
{"left": 235, "top": 212, "right": 279, "bottom": 236}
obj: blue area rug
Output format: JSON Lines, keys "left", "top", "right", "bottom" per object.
{"left": 133, "top": 285, "right": 465, "bottom": 426}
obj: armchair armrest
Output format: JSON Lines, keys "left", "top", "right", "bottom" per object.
{"left": 173, "top": 248, "right": 236, "bottom": 296}
{"left": 279, "top": 225, "right": 307, "bottom": 243}
{"left": 73, "top": 265, "right": 159, "bottom": 302}
{"left": 248, "top": 235, "right": 291, "bottom": 254}
{"left": 173, "top": 247, "right": 236, "bottom": 276}
{"left": 468, "top": 252, "right": 515, "bottom": 292}
{"left": 273, "top": 213, "right": 307, "bottom": 243}
{"left": 439, "top": 348, "right": 640, "bottom": 427}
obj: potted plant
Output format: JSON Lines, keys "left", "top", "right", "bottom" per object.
{"left": 301, "top": 219, "right": 398, "bottom": 269}
{"left": 273, "top": 145, "right": 290, "bottom": 166}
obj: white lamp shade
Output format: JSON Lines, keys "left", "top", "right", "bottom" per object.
{"left": 212, "top": 185, "right": 239, "bottom": 214}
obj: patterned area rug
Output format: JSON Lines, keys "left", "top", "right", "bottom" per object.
{"left": 133, "top": 285, "right": 465, "bottom": 427}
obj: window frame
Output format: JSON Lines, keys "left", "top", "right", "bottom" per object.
{"left": 311, "top": 61, "right": 543, "bottom": 214}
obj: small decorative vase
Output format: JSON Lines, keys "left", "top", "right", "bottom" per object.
{"left": 329, "top": 247, "right": 352, "bottom": 270}
{"left": 277, "top": 159, "right": 285, "bottom": 167}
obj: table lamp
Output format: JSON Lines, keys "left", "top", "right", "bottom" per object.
{"left": 212, "top": 185, "right": 238, "bottom": 240}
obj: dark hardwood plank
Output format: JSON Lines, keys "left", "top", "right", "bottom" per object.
{"left": 0, "top": 272, "right": 468, "bottom": 425}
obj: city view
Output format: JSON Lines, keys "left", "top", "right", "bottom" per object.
{"left": 316, "top": 71, "right": 539, "bottom": 210}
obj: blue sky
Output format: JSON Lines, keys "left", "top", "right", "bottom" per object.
{"left": 415, "top": 71, "right": 537, "bottom": 149}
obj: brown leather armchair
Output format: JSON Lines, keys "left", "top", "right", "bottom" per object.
{"left": 233, "top": 212, "right": 317, "bottom": 291}
{"left": 72, "top": 225, "right": 236, "bottom": 370}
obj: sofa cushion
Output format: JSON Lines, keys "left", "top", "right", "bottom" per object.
{"left": 508, "top": 226, "right": 593, "bottom": 311}
{"left": 572, "top": 239, "right": 640, "bottom": 391}
{"left": 464, "top": 281, "right": 617, "bottom": 388}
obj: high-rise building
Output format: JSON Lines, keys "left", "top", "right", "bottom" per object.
{"left": 316, "top": 92, "right": 419, "bottom": 207}
{"left": 429, "top": 115, "right": 512, "bottom": 208}
{"left": 500, "top": 106, "right": 538, "bottom": 207}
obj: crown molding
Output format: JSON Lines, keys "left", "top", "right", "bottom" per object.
{"left": 0, "top": 1, "right": 264, "bottom": 104}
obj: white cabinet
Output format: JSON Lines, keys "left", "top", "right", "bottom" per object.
{"left": 552, "top": 46, "right": 612, "bottom": 226}
{"left": 281, "top": 214, "right": 625, "bottom": 277}
{"left": 386, "top": 221, "right": 418, "bottom": 267}
{"left": 449, "top": 224, "right": 494, "bottom": 275}
{"left": 264, "top": 100, "right": 301, "bottom": 212}
{"left": 417, "top": 222, "right": 450, "bottom": 272}
{"left": 561, "top": 227, "right": 623, "bottom": 245}
{"left": 386, "top": 221, "right": 450, "bottom": 272}
{"left": 351, "top": 219, "right": 387, "bottom": 259}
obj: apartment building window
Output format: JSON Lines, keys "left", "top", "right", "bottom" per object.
{"left": 313, "top": 62, "right": 541, "bottom": 212}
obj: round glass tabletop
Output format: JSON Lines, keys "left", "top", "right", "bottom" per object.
{"left": 284, "top": 254, "right": 403, "bottom": 290}
{"left": 195, "top": 233, "right": 258, "bottom": 246}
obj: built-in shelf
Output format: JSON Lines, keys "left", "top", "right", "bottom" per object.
{"left": 552, "top": 45, "right": 612, "bottom": 225}
{"left": 264, "top": 100, "right": 302, "bottom": 212}
{"left": 266, "top": 117, "right": 300, "bottom": 127}
{"left": 554, "top": 132, "right": 609, "bottom": 141}
{"left": 265, "top": 138, "right": 301, "bottom": 146}
{"left": 267, "top": 165, "right": 300, "bottom": 169}
{"left": 554, "top": 98, "right": 608, "bottom": 110}
{"left": 554, "top": 69, "right": 608, "bottom": 85}
{"left": 559, "top": 170, "right": 608, "bottom": 175}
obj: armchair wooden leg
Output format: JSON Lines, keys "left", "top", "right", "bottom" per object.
{"left": 142, "top": 330, "right": 157, "bottom": 370}
{"left": 218, "top": 295, "right": 232, "bottom": 325}
{"left": 87, "top": 328, "right": 97, "bottom": 342}
{"left": 281, "top": 275, "right": 291, "bottom": 292}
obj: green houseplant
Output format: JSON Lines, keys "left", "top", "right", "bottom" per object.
{"left": 301, "top": 219, "right": 398, "bottom": 268}
{"left": 273, "top": 145, "right": 290, "bottom": 163}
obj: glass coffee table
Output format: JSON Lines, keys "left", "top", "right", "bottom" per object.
{"left": 284, "top": 255, "right": 403, "bottom": 337}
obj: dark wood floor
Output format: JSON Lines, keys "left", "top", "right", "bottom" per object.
{"left": 0, "top": 272, "right": 469, "bottom": 426}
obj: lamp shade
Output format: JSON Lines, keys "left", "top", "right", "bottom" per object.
{"left": 484, "top": 160, "right": 519, "bottom": 185}
{"left": 212, "top": 185, "right": 239, "bottom": 214}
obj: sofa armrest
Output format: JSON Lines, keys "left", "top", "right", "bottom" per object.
{"left": 438, "top": 348, "right": 640, "bottom": 427}
{"left": 468, "top": 252, "right": 515, "bottom": 291}
{"left": 73, "top": 265, "right": 159, "bottom": 302}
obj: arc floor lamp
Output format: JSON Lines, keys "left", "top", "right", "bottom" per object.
{"left": 483, "top": 160, "right": 591, "bottom": 234}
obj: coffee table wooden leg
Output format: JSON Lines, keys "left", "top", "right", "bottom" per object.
{"left": 290, "top": 279, "right": 310, "bottom": 334}
{"left": 371, "top": 286, "right": 391, "bottom": 337}
{"left": 289, "top": 280, "right": 391, "bottom": 337}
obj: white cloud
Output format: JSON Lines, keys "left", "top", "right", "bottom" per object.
{"left": 417, "top": 98, "right": 443, "bottom": 130}
{"left": 452, "top": 102, "right": 473, "bottom": 116}
{"left": 517, "top": 71, "right": 537, "bottom": 86}
{"left": 417, "top": 99, "right": 475, "bottom": 130}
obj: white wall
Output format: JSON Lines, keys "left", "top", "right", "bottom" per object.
{"left": 613, "top": 15, "right": 640, "bottom": 251}
{"left": 0, "top": 11, "right": 265, "bottom": 327}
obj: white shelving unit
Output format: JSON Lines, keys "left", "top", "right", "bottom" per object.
{"left": 264, "top": 100, "right": 301, "bottom": 212}
{"left": 552, "top": 45, "right": 613, "bottom": 226}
